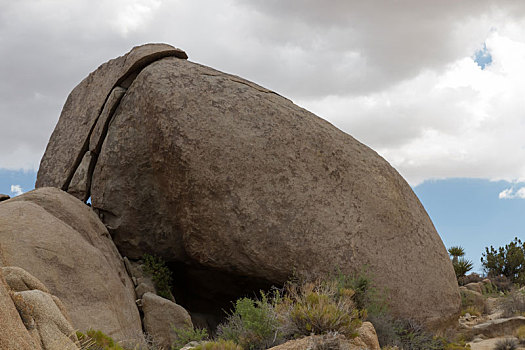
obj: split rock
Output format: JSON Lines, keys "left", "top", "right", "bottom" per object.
{"left": 36, "top": 44, "right": 460, "bottom": 328}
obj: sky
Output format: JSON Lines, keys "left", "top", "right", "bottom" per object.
{"left": 2, "top": 0, "right": 525, "bottom": 273}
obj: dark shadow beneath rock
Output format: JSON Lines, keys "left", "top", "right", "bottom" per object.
{"left": 168, "top": 261, "right": 278, "bottom": 331}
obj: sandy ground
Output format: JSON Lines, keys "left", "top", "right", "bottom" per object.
{"left": 468, "top": 336, "right": 525, "bottom": 350}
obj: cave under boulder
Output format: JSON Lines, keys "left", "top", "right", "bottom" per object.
{"left": 36, "top": 43, "right": 460, "bottom": 329}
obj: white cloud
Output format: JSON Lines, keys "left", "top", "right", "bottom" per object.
{"left": 299, "top": 28, "right": 525, "bottom": 185}
{"left": 10, "top": 185, "right": 23, "bottom": 197}
{"left": 498, "top": 187, "right": 525, "bottom": 199}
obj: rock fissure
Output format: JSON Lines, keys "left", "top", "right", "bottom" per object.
{"left": 66, "top": 51, "right": 189, "bottom": 202}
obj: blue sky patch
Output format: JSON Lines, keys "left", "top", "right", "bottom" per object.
{"left": 414, "top": 178, "right": 525, "bottom": 273}
{"left": 0, "top": 169, "right": 37, "bottom": 197}
{"left": 474, "top": 43, "right": 492, "bottom": 70}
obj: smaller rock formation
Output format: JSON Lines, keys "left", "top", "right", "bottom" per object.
{"left": 2, "top": 266, "right": 50, "bottom": 293}
{"left": 357, "top": 321, "right": 381, "bottom": 349}
{"left": 141, "top": 292, "right": 193, "bottom": 350}
{"left": 267, "top": 322, "right": 381, "bottom": 350}
{"left": 0, "top": 187, "right": 143, "bottom": 344}
{"left": 12, "top": 290, "right": 78, "bottom": 350}
{"left": 0, "top": 268, "right": 38, "bottom": 349}
{"left": 0, "top": 194, "right": 9, "bottom": 202}
{"left": 471, "top": 316, "right": 525, "bottom": 338}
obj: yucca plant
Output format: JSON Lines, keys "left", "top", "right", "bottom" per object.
{"left": 453, "top": 258, "right": 474, "bottom": 279}
{"left": 448, "top": 246, "right": 465, "bottom": 264}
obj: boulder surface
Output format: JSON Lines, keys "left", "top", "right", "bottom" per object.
{"left": 36, "top": 44, "right": 460, "bottom": 328}
{"left": 0, "top": 269, "right": 39, "bottom": 349}
{"left": 0, "top": 187, "right": 143, "bottom": 343}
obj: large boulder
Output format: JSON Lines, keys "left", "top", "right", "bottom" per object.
{"left": 0, "top": 187, "right": 143, "bottom": 344}
{"left": 36, "top": 44, "right": 460, "bottom": 328}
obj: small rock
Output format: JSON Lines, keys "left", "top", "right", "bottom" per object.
{"left": 135, "top": 282, "right": 156, "bottom": 298}
{"left": 142, "top": 292, "right": 192, "bottom": 350}
{"left": 180, "top": 341, "right": 202, "bottom": 350}
{"left": 0, "top": 194, "right": 9, "bottom": 202}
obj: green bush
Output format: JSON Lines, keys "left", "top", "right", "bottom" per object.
{"left": 142, "top": 253, "right": 173, "bottom": 299}
{"left": 481, "top": 237, "right": 525, "bottom": 284}
{"left": 193, "top": 340, "right": 243, "bottom": 350}
{"left": 76, "top": 330, "right": 124, "bottom": 350}
{"left": 332, "top": 270, "right": 387, "bottom": 317}
{"left": 501, "top": 289, "right": 525, "bottom": 317}
{"left": 217, "top": 293, "right": 280, "bottom": 350}
{"left": 172, "top": 323, "right": 209, "bottom": 349}
{"left": 460, "top": 288, "right": 485, "bottom": 311}
{"left": 282, "top": 280, "right": 362, "bottom": 338}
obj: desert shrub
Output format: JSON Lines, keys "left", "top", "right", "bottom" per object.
{"left": 280, "top": 280, "right": 362, "bottom": 338}
{"left": 501, "top": 289, "right": 525, "bottom": 317}
{"left": 460, "top": 305, "right": 482, "bottom": 317}
{"left": 172, "top": 323, "right": 209, "bottom": 349}
{"left": 482, "top": 238, "right": 525, "bottom": 284}
{"left": 217, "top": 293, "right": 280, "bottom": 350}
{"left": 494, "top": 338, "right": 518, "bottom": 350}
{"left": 332, "top": 270, "right": 388, "bottom": 316}
{"left": 193, "top": 340, "right": 243, "bottom": 350}
{"left": 457, "top": 273, "right": 482, "bottom": 286}
{"left": 517, "top": 325, "right": 525, "bottom": 344}
{"left": 142, "top": 253, "right": 173, "bottom": 299}
{"left": 460, "top": 288, "right": 487, "bottom": 314}
{"left": 491, "top": 275, "right": 514, "bottom": 292}
{"left": 367, "top": 316, "right": 443, "bottom": 350}
{"left": 76, "top": 330, "right": 124, "bottom": 350}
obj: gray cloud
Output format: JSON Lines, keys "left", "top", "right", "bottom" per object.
{"left": 2, "top": 0, "right": 525, "bottom": 185}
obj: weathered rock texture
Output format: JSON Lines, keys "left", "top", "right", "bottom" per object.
{"left": 0, "top": 187, "right": 143, "bottom": 343}
{"left": 13, "top": 290, "right": 78, "bottom": 350}
{"left": 0, "top": 269, "right": 39, "bottom": 349}
{"left": 36, "top": 43, "right": 187, "bottom": 194}
{"left": 141, "top": 292, "right": 193, "bottom": 349}
{"left": 36, "top": 44, "right": 460, "bottom": 327}
{"left": 471, "top": 316, "right": 525, "bottom": 338}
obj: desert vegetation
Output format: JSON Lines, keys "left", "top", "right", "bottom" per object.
{"left": 167, "top": 271, "right": 471, "bottom": 350}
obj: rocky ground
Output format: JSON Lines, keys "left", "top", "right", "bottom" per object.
{"left": 456, "top": 285, "right": 525, "bottom": 350}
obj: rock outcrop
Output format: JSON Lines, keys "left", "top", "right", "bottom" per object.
{"left": 36, "top": 43, "right": 460, "bottom": 328}
{"left": 0, "top": 269, "right": 39, "bottom": 349}
{"left": 0, "top": 187, "right": 143, "bottom": 344}
{"left": 0, "top": 194, "right": 9, "bottom": 201}
{"left": 12, "top": 290, "right": 78, "bottom": 350}
{"left": 267, "top": 325, "right": 381, "bottom": 350}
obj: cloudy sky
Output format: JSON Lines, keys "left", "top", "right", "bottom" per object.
{"left": 2, "top": 0, "right": 525, "bottom": 271}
